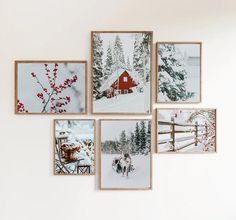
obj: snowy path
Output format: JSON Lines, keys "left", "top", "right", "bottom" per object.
{"left": 101, "top": 154, "right": 151, "bottom": 189}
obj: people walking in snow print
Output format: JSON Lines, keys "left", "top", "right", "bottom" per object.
{"left": 54, "top": 119, "right": 95, "bottom": 175}
{"left": 100, "top": 120, "right": 152, "bottom": 190}
{"left": 157, "top": 42, "right": 201, "bottom": 103}
{"left": 15, "top": 61, "right": 87, "bottom": 114}
{"left": 157, "top": 109, "right": 216, "bottom": 153}
{"left": 92, "top": 31, "right": 152, "bottom": 114}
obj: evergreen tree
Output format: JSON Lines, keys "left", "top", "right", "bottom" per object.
{"left": 113, "top": 35, "right": 126, "bottom": 71}
{"left": 104, "top": 44, "right": 113, "bottom": 79}
{"left": 139, "top": 120, "right": 147, "bottom": 154}
{"left": 158, "top": 44, "right": 194, "bottom": 101}
{"left": 114, "top": 138, "right": 120, "bottom": 153}
{"left": 93, "top": 33, "right": 103, "bottom": 99}
{"left": 146, "top": 121, "right": 151, "bottom": 150}
{"left": 119, "top": 130, "right": 127, "bottom": 153}
{"left": 130, "top": 132, "right": 135, "bottom": 154}
{"left": 134, "top": 122, "right": 140, "bottom": 153}
{"left": 141, "top": 33, "right": 151, "bottom": 82}
{"left": 133, "top": 33, "right": 151, "bottom": 89}
{"left": 126, "top": 56, "right": 132, "bottom": 71}
{"left": 133, "top": 34, "right": 140, "bottom": 74}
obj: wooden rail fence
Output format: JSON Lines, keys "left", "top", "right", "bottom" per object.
{"left": 158, "top": 117, "right": 209, "bottom": 152}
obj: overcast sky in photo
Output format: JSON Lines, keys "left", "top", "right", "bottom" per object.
{"left": 175, "top": 43, "right": 200, "bottom": 57}
{"left": 101, "top": 120, "right": 149, "bottom": 141}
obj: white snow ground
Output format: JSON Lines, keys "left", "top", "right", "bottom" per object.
{"left": 94, "top": 84, "right": 150, "bottom": 113}
{"left": 101, "top": 154, "right": 151, "bottom": 189}
{"left": 158, "top": 141, "right": 215, "bottom": 153}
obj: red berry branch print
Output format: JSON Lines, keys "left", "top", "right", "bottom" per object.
{"left": 18, "top": 63, "right": 79, "bottom": 113}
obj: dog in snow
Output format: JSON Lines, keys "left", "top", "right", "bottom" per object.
{"left": 112, "top": 153, "right": 133, "bottom": 177}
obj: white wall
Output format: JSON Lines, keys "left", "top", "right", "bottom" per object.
{"left": 0, "top": 0, "right": 236, "bottom": 219}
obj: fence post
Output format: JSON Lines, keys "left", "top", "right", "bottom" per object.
{"left": 170, "top": 117, "right": 175, "bottom": 151}
{"left": 195, "top": 122, "right": 198, "bottom": 146}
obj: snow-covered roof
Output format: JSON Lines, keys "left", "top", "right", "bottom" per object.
{"left": 100, "top": 69, "right": 139, "bottom": 91}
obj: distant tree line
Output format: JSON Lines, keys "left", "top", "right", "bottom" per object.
{"left": 102, "top": 120, "right": 151, "bottom": 155}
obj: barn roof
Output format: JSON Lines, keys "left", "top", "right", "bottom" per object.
{"left": 100, "top": 69, "right": 139, "bottom": 91}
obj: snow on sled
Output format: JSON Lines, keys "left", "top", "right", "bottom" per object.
{"left": 112, "top": 153, "right": 135, "bottom": 177}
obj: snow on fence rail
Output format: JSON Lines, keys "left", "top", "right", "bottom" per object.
{"left": 158, "top": 117, "right": 209, "bottom": 152}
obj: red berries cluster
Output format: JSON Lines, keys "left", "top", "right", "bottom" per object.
{"left": 37, "top": 93, "right": 46, "bottom": 104}
{"left": 31, "top": 72, "right": 36, "bottom": 77}
{"left": 17, "top": 100, "right": 28, "bottom": 113}
{"left": 28, "top": 63, "right": 79, "bottom": 113}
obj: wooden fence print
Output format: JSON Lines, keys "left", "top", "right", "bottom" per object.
{"left": 158, "top": 117, "right": 209, "bottom": 152}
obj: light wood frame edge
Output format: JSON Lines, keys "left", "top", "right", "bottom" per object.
{"left": 99, "top": 119, "right": 153, "bottom": 190}
{"left": 156, "top": 42, "right": 202, "bottom": 104}
{"left": 14, "top": 60, "right": 88, "bottom": 115}
{"left": 53, "top": 119, "right": 96, "bottom": 176}
{"left": 156, "top": 108, "right": 217, "bottom": 154}
{"left": 91, "top": 31, "right": 153, "bottom": 115}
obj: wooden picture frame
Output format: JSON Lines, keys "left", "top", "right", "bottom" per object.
{"left": 99, "top": 119, "right": 152, "bottom": 190}
{"left": 53, "top": 119, "right": 96, "bottom": 175}
{"left": 15, "top": 60, "right": 88, "bottom": 115}
{"left": 156, "top": 108, "right": 217, "bottom": 153}
{"left": 156, "top": 42, "right": 202, "bottom": 103}
{"left": 91, "top": 31, "right": 153, "bottom": 115}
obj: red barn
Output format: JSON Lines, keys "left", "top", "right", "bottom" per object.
{"left": 101, "top": 69, "right": 138, "bottom": 98}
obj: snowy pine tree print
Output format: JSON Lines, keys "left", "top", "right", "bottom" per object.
{"left": 92, "top": 32, "right": 152, "bottom": 114}
{"left": 157, "top": 43, "right": 201, "bottom": 103}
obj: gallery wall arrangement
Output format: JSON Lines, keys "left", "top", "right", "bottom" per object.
{"left": 14, "top": 31, "right": 217, "bottom": 190}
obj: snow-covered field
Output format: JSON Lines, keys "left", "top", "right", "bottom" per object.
{"left": 101, "top": 154, "right": 151, "bottom": 189}
{"left": 94, "top": 84, "right": 150, "bottom": 113}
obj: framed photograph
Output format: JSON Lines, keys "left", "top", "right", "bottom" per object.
{"left": 91, "top": 31, "right": 153, "bottom": 114}
{"left": 157, "top": 42, "right": 202, "bottom": 103}
{"left": 157, "top": 108, "right": 217, "bottom": 153}
{"left": 15, "top": 60, "right": 87, "bottom": 114}
{"left": 99, "top": 119, "right": 152, "bottom": 190}
{"left": 54, "top": 119, "right": 95, "bottom": 175}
